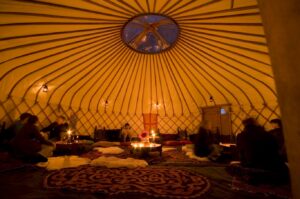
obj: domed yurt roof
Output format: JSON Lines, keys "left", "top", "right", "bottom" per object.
{"left": 0, "top": 0, "right": 279, "bottom": 134}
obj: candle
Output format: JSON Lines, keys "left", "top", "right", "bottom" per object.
{"left": 66, "top": 129, "right": 72, "bottom": 143}
{"left": 67, "top": 130, "right": 72, "bottom": 137}
{"left": 151, "top": 130, "right": 156, "bottom": 142}
{"left": 75, "top": 135, "right": 79, "bottom": 143}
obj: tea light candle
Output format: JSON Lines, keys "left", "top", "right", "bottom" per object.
{"left": 75, "top": 135, "right": 79, "bottom": 143}
{"left": 67, "top": 129, "right": 72, "bottom": 137}
{"left": 151, "top": 130, "right": 156, "bottom": 141}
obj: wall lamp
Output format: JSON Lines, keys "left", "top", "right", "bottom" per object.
{"left": 42, "top": 84, "right": 48, "bottom": 92}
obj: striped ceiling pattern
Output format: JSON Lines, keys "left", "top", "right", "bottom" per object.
{"left": 0, "top": 0, "right": 277, "bottom": 117}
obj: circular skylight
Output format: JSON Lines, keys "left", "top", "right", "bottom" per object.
{"left": 122, "top": 14, "right": 179, "bottom": 54}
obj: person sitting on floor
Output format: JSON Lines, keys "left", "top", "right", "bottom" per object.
{"left": 41, "top": 116, "right": 69, "bottom": 141}
{"left": 234, "top": 117, "right": 289, "bottom": 184}
{"left": 0, "top": 112, "right": 32, "bottom": 150}
{"left": 10, "top": 115, "right": 54, "bottom": 163}
{"left": 268, "top": 118, "right": 287, "bottom": 162}
{"left": 194, "top": 120, "right": 213, "bottom": 157}
{"left": 193, "top": 120, "right": 222, "bottom": 161}
{"left": 120, "top": 123, "right": 138, "bottom": 142}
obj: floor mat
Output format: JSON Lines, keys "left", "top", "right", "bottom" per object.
{"left": 79, "top": 150, "right": 102, "bottom": 160}
{"left": 0, "top": 151, "right": 27, "bottom": 173}
{"left": 111, "top": 148, "right": 224, "bottom": 167}
{"left": 232, "top": 177, "right": 291, "bottom": 198}
{"left": 44, "top": 166, "right": 210, "bottom": 199}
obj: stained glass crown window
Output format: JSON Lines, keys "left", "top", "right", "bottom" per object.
{"left": 122, "top": 14, "right": 179, "bottom": 54}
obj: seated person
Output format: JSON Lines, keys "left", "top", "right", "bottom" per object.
{"left": 0, "top": 112, "right": 31, "bottom": 149}
{"left": 41, "top": 116, "right": 69, "bottom": 141}
{"left": 120, "top": 123, "right": 138, "bottom": 142}
{"left": 268, "top": 118, "right": 287, "bottom": 162}
{"left": 234, "top": 117, "right": 289, "bottom": 184}
{"left": 193, "top": 121, "right": 223, "bottom": 161}
{"left": 193, "top": 121, "right": 213, "bottom": 157}
{"left": 10, "top": 115, "right": 54, "bottom": 163}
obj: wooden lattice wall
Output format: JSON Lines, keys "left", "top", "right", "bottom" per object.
{"left": 0, "top": 97, "right": 280, "bottom": 137}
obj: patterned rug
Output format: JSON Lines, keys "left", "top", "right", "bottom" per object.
{"left": 228, "top": 163, "right": 291, "bottom": 198}
{"left": 149, "top": 150, "right": 220, "bottom": 166}
{"left": 44, "top": 166, "right": 210, "bottom": 198}
{"left": 78, "top": 148, "right": 224, "bottom": 167}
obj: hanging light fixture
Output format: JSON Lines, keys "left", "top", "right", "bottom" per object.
{"left": 104, "top": 100, "right": 108, "bottom": 113}
{"left": 42, "top": 84, "right": 48, "bottom": 92}
{"left": 153, "top": 102, "right": 161, "bottom": 109}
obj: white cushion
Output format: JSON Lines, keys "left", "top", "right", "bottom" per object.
{"left": 91, "top": 156, "right": 148, "bottom": 168}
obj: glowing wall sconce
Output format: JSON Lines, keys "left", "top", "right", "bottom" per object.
{"left": 104, "top": 100, "right": 109, "bottom": 112}
{"left": 153, "top": 102, "right": 161, "bottom": 109}
{"left": 42, "top": 84, "right": 48, "bottom": 92}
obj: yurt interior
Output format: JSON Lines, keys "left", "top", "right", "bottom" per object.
{"left": 0, "top": 0, "right": 299, "bottom": 198}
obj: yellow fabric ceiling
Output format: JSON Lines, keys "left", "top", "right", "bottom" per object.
{"left": 0, "top": 0, "right": 277, "bottom": 117}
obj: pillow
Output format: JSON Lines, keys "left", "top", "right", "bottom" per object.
{"left": 179, "top": 140, "right": 193, "bottom": 145}
{"left": 92, "top": 141, "right": 120, "bottom": 147}
{"left": 37, "top": 156, "right": 91, "bottom": 170}
{"left": 91, "top": 156, "right": 148, "bottom": 168}
{"left": 93, "top": 146, "right": 124, "bottom": 154}
{"left": 163, "top": 141, "right": 182, "bottom": 146}
{"left": 160, "top": 134, "right": 178, "bottom": 141}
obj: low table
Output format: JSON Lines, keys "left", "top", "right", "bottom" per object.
{"left": 130, "top": 142, "right": 162, "bottom": 157}
{"left": 54, "top": 140, "right": 91, "bottom": 155}
{"left": 219, "top": 142, "right": 238, "bottom": 160}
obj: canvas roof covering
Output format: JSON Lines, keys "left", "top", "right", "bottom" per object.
{"left": 0, "top": 0, "right": 279, "bottom": 133}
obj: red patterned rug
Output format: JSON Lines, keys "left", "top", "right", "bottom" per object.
{"left": 44, "top": 166, "right": 210, "bottom": 198}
